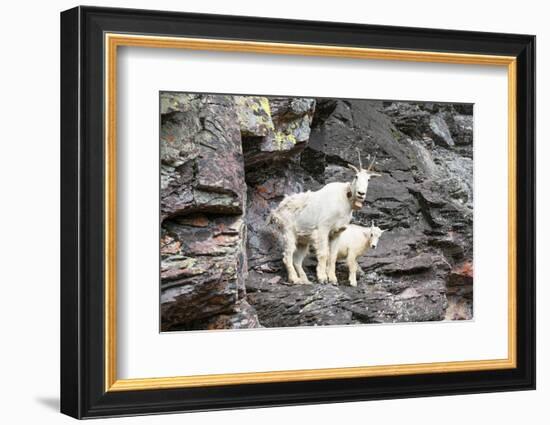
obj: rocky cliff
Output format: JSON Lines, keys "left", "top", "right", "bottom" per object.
{"left": 160, "top": 92, "right": 473, "bottom": 331}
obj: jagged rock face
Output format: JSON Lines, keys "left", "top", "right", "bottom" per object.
{"left": 243, "top": 98, "right": 473, "bottom": 326}
{"left": 160, "top": 94, "right": 246, "bottom": 220}
{"left": 160, "top": 214, "right": 249, "bottom": 331}
{"left": 160, "top": 92, "right": 474, "bottom": 331}
{"left": 246, "top": 272, "right": 447, "bottom": 327}
{"left": 160, "top": 93, "right": 257, "bottom": 331}
{"left": 239, "top": 97, "right": 316, "bottom": 168}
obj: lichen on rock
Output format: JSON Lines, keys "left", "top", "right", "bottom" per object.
{"left": 159, "top": 92, "right": 475, "bottom": 331}
{"left": 235, "top": 96, "right": 274, "bottom": 137}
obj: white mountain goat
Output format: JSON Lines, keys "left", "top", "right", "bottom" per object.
{"left": 269, "top": 151, "right": 381, "bottom": 284}
{"left": 327, "top": 222, "right": 386, "bottom": 287}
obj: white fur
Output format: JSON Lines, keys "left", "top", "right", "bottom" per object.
{"left": 269, "top": 168, "right": 378, "bottom": 284}
{"left": 327, "top": 224, "right": 385, "bottom": 287}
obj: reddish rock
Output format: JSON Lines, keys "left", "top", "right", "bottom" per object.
{"left": 160, "top": 93, "right": 246, "bottom": 220}
{"left": 204, "top": 300, "right": 262, "bottom": 330}
{"left": 178, "top": 214, "right": 209, "bottom": 227}
{"left": 159, "top": 94, "right": 475, "bottom": 330}
{"left": 445, "top": 261, "right": 473, "bottom": 320}
{"left": 161, "top": 214, "right": 255, "bottom": 331}
{"left": 448, "top": 261, "right": 474, "bottom": 294}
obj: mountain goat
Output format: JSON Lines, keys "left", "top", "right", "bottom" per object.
{"left": 327, "top": 222, "right": 386, "bottom": 286}
{"left": 269, "top": 151, "right": 380, "bottom": 284}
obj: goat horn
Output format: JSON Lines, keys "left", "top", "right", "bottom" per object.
{"left": 367, "top": 155, "right": 376, "bottom": 171}
{"left": 355, "top": 148, "right": 363, "bottom": 170}
{"left": 347, "top": 163, "right": 359, "bottom": 173}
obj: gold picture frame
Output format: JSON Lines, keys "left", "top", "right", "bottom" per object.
{"left": 105, "top": 33, "right": 517, "bottom": 392}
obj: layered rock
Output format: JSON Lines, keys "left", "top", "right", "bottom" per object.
{"left": 160, "top": 93, "right": 259, "bottom": 331}
{"left": 243, "top": 98, "right": 474, "bottom": 325}
{"left": 161, "top": 214, "right": 249, "bottom": 331}
{"left": 160, "top": 94, "right": 246, "bottom": 220}
{"left": 246, "top": 271, "right": 447, "bottom": 327}
{"left": 160, "top": 92, "right": 475, "bottom": 331}
{"left": 237, "top": 96, "right": 315, "bottom": 168}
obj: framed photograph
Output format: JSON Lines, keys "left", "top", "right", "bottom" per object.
{"left": 60, "top": 6, "right": 535, "bottom": 419}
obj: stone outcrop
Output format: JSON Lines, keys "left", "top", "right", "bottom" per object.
{"left": 160, "top": 214, "right": 249, "bottom": 331}
{"left": 160, "top": 93, "right": 257, "bottom": 331}
{"left": 237, "top": 96, "right": 315, "bottom": 168}
{"left": 160, "top": 92, "right": 474, "bottom": 331}
{"left": 160, "top": 94, "right": 246, "bottom": 220}
{"left": 246, "top": 272, "right": 447, "bottom": 327}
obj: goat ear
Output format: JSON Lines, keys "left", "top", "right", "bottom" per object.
{"left": 368, "top": 172, "right": 382, "bottom": 177}
{"left": 347, "top": 163, "right": 359, "bottom": 173}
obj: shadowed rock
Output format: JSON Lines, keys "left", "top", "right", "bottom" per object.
{"left": 239, "top": 96, "right": 316, "bottom": 168}
{"left": 160, "top": 93, "right": 475, "bottom": 330}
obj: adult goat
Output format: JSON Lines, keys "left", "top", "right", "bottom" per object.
{"left": 269, "top": 151, "right": 381, "bottom": 284}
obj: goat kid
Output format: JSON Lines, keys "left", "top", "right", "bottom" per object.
{"left": 269, "top": 151, "right": 380, "bottom": 284}
{"left": 327, "top": 223, "right": 386, "bottom": 287}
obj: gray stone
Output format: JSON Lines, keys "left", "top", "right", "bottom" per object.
{"left": 429, "top": 114, "right": 455, "bottom": 147}
{"left": 241, "top": 97, "right": 316, "bottom": 168}
{"left": 160, "top": 215, "right": 258, "bottom": 331}
{"left": 160, "top": 93, "right": 475, "bottom": 330}
{"left": 160, "top": 93, "right": 246, "bottom": 220}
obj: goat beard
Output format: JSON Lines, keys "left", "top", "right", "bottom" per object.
{"left": 347, "top": 190, "right": 364, "bottom": 210}
{"left": 352, "top": 199, "right": 364, "bottom": 210}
